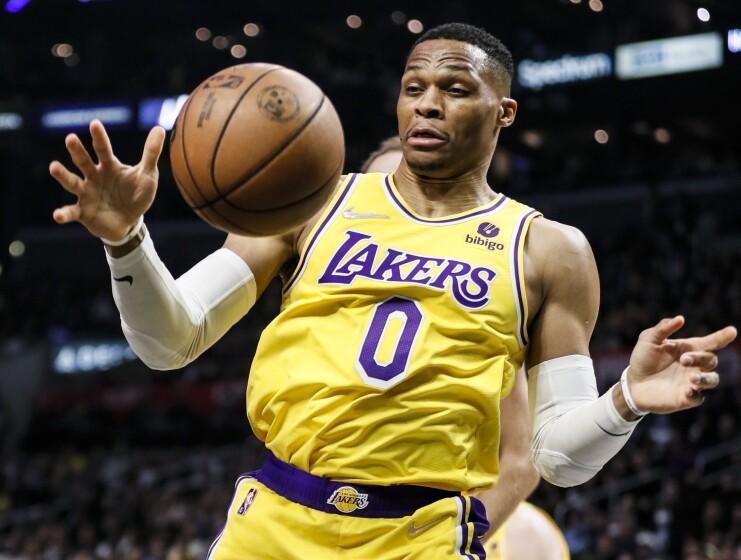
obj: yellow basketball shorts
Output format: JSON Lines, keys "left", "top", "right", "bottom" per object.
{"left": 207, "top": 452, "right": 489, "bottom": 560}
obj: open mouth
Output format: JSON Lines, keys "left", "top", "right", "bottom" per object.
{"left": 407, "top": 127, "right": 448, "bottom": 148}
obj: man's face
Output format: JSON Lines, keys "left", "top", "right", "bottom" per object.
{"left": 397, "top": 39, "right": 505, "bottom": 178}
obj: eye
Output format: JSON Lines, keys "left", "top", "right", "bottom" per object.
{"left": 405, "top": 84, "right": 423, "bottom": 95}
{"left": 448, "top": 87, "right": 468, "bottom": 96}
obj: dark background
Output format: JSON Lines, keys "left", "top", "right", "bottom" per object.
{"left": 0, "top": 1, "right": 739, "bottom": 559}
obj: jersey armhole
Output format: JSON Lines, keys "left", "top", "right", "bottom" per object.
{"left": 510, "top": 209, "right": 542, "bottom": 348}
{"left": 282, "top": 173, "right": 359, "bottom": 293}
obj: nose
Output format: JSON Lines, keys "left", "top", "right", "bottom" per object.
{"left": 415, "top": 87, "right": 443, "bottom": 119}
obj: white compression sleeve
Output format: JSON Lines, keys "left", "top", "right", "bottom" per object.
{"left": 106, "top": 228, "right": 257, "bottom": 370}
{"left": 528, "top": 355, "right": 643, "bottom": 488}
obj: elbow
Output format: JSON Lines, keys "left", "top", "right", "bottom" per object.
{"left": 531, "top": 449, "right": 601, "bottom": 488}
{"left": 138, "top": 355, "right": 189, "bottom": 371}
{"left": 122, "top": 322, "right": 193, "bottom": 371}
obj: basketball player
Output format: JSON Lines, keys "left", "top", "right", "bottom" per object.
{"left": 49, "top": 23, "right": 735, "bottom": 559}
{"left": 363, "top": 138, "right": 569, "bottom": 560}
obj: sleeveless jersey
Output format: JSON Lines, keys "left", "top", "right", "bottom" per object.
{"left": 246, "top": 172, "right": 542, "bottom": 492}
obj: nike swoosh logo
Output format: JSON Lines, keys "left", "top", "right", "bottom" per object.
{"left": 342, "top": 207, "right": 389, "bottom": 220}
{"left": 408, "top": 516, "right": 446, "bottom": 537}
{"left": 113, "top": 275, "right": 133, "bottom": 285}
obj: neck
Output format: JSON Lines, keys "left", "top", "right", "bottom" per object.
{"left": 392, "top": 160, "right": 497, "bottom": 218}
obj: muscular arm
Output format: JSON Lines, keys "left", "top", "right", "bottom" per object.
{"left": 109, "top": 167, "right": 339, "bottom": 371}
{"left": 525, "top": 218, "right": 599, "bottom": 366}
{"left": 525, "top": 218, "right": 736, "bottom": 487}
{"left": 524, "top": 219, "right": 640, "bottom": 487}
{"left": 476, "top": 368, "right": 540, "bottom": 534}
{"left": 106, "top": 229, "right": 294, "bottom": 370}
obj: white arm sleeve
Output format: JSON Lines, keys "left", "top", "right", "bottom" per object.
{"left": 106, "top": 228, "right": 257, "bottom": 371}
{"left": 528, "top": 355, "right": 643, "bottom": 488}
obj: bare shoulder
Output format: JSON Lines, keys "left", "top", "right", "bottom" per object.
{"left": 527, "top": 217, "right": 592, "bottom": 268}
{"left": 526, "top": 217, "right": 596, "bottom": 288}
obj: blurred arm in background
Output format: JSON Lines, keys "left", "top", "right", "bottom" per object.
{"left": 476, "top": 367, "right": 540, "bottom": 535}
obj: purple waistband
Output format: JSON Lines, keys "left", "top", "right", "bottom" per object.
{"left": 253, "top": 452, "right": 459, "bottom": 518}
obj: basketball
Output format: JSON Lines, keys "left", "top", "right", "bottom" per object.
{"left": 169, "top": 63, "right": 345, "bottom": 236}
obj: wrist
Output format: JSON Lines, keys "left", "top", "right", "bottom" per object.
{"left": 104, "top": 217, "right": 146, "bottom": 258}
{"left": 616, "top": 367, "right": 648, "bottom": 419}
{"left": 101, "top": 216, "right": 144, "bottom": 245}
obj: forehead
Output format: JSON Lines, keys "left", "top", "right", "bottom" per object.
{"left": 405, "top": 39, "right": 490, "bottom": 75}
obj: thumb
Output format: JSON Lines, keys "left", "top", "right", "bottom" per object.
{"left": 641, "top": 315, "right": 685, "bottom": 344}
{"left": 140, "top": 126, "right": 166, "bottom": 173}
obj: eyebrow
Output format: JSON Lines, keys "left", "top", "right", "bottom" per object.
{"left": 404, "top": 63, "right": 475, "bottom": 73}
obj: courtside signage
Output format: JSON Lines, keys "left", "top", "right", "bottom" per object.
{"left": 138, "top": 94, "right": 189, "bottom": 130}
{"left": 41, "top": 103, "right": 132, "bottom": 130}
{"left": 52, "top": 340, "right": 137, "bottom": 374}
{"left": 729, "top": 29, "right": 741, "bottom": 53}
{"left": 0, "top": 112, "right": 22, "bottom": 130}
{"left": 616, "top": 32, "right": 723, "bottom": 79}
{"left": 518, "top": 53, "right": 612, "bottom": 89}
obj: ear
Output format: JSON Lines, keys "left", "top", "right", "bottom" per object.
{"left": 497, "top": 97, "right": 518, "bottom": 128}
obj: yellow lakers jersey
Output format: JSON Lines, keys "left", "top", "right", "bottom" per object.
{"left": 247, "top": 172, "right": 541, "bottom": 492}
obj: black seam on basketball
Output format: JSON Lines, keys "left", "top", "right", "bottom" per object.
{"left": 195, "top": 94, "right": 327, "bottom": 210}
{"left": 199, "top": 203, "right": 255, "bottom": 236}
{"left": 206, "top": 165, "right": 342, "bottom": 236}
{"left": 180, "top": 95, "right": 210, "bottom": 205}
{"left": 207, "top": 173, "right": 332, "bottom": 235}
{"left": 209, "top": 67, "right": 283, "bottom": 196}
{"left": 222, "top": 155, "right": 343, "bottom": 213}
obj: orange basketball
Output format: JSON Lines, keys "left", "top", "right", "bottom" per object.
{"left": 169, "top": 63, "right": 345, "bottom": 236}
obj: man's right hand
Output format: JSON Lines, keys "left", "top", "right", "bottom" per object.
{"left": 49, "top": 120, "right": 166, "bottom": 241}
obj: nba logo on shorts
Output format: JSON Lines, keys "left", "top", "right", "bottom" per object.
{"left": 237, "top": 488, "right": 258, "bottom": 516}
{"left": 477, "top": 222, "right": 500, "bottom": 238}
{"left": 327, "top": 486, "right": 369, "bottom": 514}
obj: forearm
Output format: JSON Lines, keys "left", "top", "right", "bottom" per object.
{"left": 476, "top": 457, "right": 539, "bottom": 532}
{"left": 529, "top": 355, "right": 642, "bottom": 487}
{"left": 106, "top": 224, "right": 256, "bottom": 370}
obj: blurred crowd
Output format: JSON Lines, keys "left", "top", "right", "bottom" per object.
{"left": 0, "top": 442, "right": 263, "bottom": 560}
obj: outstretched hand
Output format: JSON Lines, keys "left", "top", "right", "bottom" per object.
{"left": 628, "top": 316, "right": 737, "bottom": 413}
{"left": 50, "top": 120, "right": 166, "bottom": 241}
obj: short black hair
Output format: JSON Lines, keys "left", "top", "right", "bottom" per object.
{"left": 412, "top": 22, "right": 514, "bottom": 83}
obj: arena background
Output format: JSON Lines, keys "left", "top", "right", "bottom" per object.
{"left": 0, "top": 1, "right": 739, "bottom": 558}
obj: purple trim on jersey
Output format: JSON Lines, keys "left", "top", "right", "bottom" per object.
{"left": 283, "top": 173, "right": 359, "bottom": 293}
{"left": 384, "top": 175, "right": 508, "bottom": 224}
{"left": 468, "top": 496, "right": 490, "bottom": 559}
{"left": 456, "top": 497, "right": 474, "bottom": 560}
{"left": 456, "top": 496, "right": 489, "bottom": 560}
{"left": 255, "top": 451, "right": 457, "bottom": 518}
{"left": 513, "top": 209, "right": 539, "bottom": 346}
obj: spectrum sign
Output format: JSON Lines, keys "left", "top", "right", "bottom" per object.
{"left": 518, "top": 53, "right": 612, "bottom": 90}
